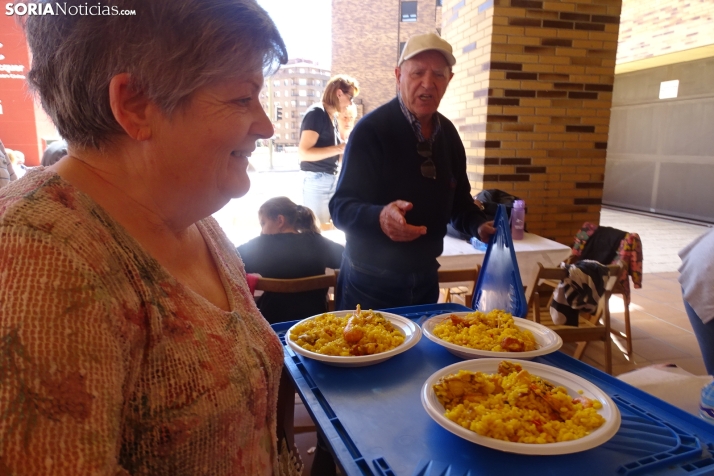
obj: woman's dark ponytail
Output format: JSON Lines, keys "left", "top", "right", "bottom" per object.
{"left": 259, "top": 196, "right": 320, "bottom": 234}
{"left": 294, "top": 205, "right": 320, "bottom": 234}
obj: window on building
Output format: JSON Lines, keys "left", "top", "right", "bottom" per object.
{"left": 401, "top": 1, "right": 417, "bottom": 22}
{"left": 274, "top": 91, "right": 280, "bottom": 97}
{"left": 299, "top": 68, "right": 305, "bottom": 73}
{"left": 284, "top": 79, "right": 289, "bottom": 86}
{"left": 436, "top": 0, "right": 442, "bottom": 6}
{"left": 298, "top": 78, "right": 307, "bottom": 85}
{"left": 291, "top": 100, "right": 297, "bottom": 107}
{"left": 292, "top": 133, "right": 297, "bottom": 140}
{"left": 299, "top": 90, "right": 307, "bottom": 97}
{"left": 273, "top": 80, "right": 280, "bottom": 87}
{"left": 284, "top": 122, "right": 290, "bottom": 129}
{"left": 274, "top": 123, "right": 281, "bottom": 129}
{"left": 299, "top": 101, "right": 307, "bottom": 106}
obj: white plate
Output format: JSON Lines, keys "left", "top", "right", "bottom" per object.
{"left": 422, "top": 312, "right": 563, "bottom": 360}
{"left": 286, "top": 310, "right": 421, "bottom": 367}
{"left": 421, "top": 358, "right": 621, "bottom": 455}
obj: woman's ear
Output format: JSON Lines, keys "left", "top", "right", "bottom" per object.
{"left": 108, "top": 73, "right": 154, "bottom": 142}
{"left": 276, "top": 215, "right": 286, "bottom": 231}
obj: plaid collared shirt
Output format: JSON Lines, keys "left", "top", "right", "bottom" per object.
{"left": 397, "top": 93, "right": 441, "bottom": 144}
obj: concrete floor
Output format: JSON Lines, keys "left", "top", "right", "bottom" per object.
{"left": 600, "top": 207, "right": 710, "bottom": 275}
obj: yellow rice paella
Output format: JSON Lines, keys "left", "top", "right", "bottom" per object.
{"left": 289, "top": 305, "right": 404, "bottom": 356}
{"left": 433, "top": 361, "right": 605, "bottom": 444}
{"left": 432, "top": 310, "right": 537, "bottom": 353}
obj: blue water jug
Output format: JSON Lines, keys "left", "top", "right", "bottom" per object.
{"left": 700, "top": 380, "right": 714, "bottom": 424}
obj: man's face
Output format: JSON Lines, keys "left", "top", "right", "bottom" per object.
{"left": 395, "top": 50, "right": 454, "bottom": 123}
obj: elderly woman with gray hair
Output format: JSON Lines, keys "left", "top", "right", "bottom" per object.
{"left": 0, "top": 1, "right": 301, "bottom": 475}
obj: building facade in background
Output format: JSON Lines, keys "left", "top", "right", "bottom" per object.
{"left": 332, "top": 0, "right": 714, "bottom": 241}
{"left": 333, "top": 0, "right": 622, "bottom": 243}
{"left": 332, "top": 0, "right": 442, "bottom": 115}
{"left": 259, "top": 58, "right": 331, "bottom": 149}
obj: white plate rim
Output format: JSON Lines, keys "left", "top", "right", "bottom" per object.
{"left": 421, "top": 358, "right": 621, "bottom": 455}
{"left": 422, "top": 312, "right": 563, "bottom": 359}
{"left": 285, "top": 310, "right": 421, "bottom": 366}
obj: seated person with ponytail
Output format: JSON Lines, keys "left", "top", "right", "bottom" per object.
{"left": 237, "top": 197, "right": 344, "bottom": 323}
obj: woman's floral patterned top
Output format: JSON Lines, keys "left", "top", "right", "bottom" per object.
{"left": 0, "top": 169, "right": 295, "bottom": 475}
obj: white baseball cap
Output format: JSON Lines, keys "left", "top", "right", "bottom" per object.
{"left": 398, "top": 32, "right": 456, "bottom": 67}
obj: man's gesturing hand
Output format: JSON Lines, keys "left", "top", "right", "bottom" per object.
{"left": 379, "top": 200, "right": 427, "bottom": 242}
{"left": 477, "top": 220, "right": 496, "bottom": 243}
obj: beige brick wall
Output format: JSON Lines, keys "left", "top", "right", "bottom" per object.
{"left": 441, "top": 0, "right": 622, "bottom": 244}
{"left": 617, "top": 0, "right": 714, "bottom": 64}
{"left": 332, "top": 0, "right": 442, "bottom": 114}
{"left": 439, "top": 0, "right": 496, "bottom": 203}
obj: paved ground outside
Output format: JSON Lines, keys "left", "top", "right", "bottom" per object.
{"left": 600, "top": 208, "right": 710, "bottom": 274}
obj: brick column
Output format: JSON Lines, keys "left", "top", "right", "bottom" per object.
{"left": 440, "top": 0, "right": 621, "bottom": 243}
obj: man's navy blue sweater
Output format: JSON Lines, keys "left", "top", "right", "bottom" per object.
{"left": 329, "top": 97, "right": 487, "bottom": 273}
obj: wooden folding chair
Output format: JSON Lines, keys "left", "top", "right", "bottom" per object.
{"left": 438, "top": 266, "right": 480, "bottom": 307}
{"left": 567, "top": 222, "right": 643, "bottom": 358}
{"left": 527, "top": 262, "right": 621, "bottom": 374}
{"left": 254, "top": 272, "right": 338, "bottom": 312}
{"left": 257, "top": 272, "right": 340, "bottom": 459}
{"left": 610, "top": 280, "right": 633, "bottom": 357}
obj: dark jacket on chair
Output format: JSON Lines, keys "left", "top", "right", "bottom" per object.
{"left": 237, "top": 233, "right": 344, "bottom": 324}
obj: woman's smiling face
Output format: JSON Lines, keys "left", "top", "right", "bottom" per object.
{"left": 150, "top": 73, "right": 274, "bottom": 209}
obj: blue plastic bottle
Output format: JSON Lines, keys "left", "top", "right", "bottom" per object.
{"left": 470, "top": 236, "right": 488, "bottom": 251}
{"left": 700, "top": 381, "right": 714, "bottom": 424}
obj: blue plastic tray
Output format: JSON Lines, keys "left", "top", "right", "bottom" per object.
{"left": 275, "top": 303, "right": 714, "bottom": 476}
{"left": 472, "top": 204, "right": 528, "bottom": 317}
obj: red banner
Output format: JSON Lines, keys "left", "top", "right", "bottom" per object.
{"left": 0, "top": 15, "right": 40, "bottom": 165}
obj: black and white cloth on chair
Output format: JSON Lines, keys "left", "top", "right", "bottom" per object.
{"left": 550, "top": 260, "right": 609, "bottom": 326}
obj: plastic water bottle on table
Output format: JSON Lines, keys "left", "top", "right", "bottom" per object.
{"left": 700, "top": 380, "right": 714, "bottom": 424}
{"left": 510, "top": 199, "right": 525, "bottom": 240}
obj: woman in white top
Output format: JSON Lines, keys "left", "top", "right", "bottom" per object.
{"left": 679, "top": 227, "right": 714, "bottom": 374}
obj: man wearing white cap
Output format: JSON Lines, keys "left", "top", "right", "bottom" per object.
{"left": 329, "top": 32, "right": 495, "bottom": 311}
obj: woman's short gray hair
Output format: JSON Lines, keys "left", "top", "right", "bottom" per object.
{"left": 23, "top": 0, "right": 287, "bottom": 149}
